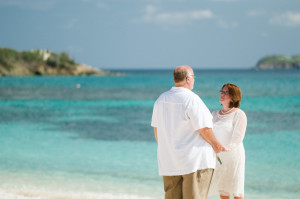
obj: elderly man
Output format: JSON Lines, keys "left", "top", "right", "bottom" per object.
{"left": 151, "top": 65, "right": 226, "bottom": 199}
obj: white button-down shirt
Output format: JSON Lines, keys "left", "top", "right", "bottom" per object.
{"left": 151, "top": 87, "right": 216, "bottom": 176}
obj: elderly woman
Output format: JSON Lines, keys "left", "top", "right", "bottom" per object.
{"left": 209, "top": 83, "right": 247, "bottom": 199}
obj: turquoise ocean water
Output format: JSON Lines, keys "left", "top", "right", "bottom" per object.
{"left": 0, "top": 69, "right": 299, "bottom": 199}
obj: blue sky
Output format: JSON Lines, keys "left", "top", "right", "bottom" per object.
{"left": 0, "top": 0, "right": 300, "bottom": 69}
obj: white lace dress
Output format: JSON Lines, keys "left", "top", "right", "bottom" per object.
{"left": 209, "top": 109, "right": 247, "bottom": 197}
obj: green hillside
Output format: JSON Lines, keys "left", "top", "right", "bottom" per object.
{"left": 256, "top": 55, "right": 300, "bottom": 69}
{"left": 0, "top": 47, "right": 111, "bottom": 76}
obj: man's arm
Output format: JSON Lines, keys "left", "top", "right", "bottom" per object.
{"left": 154, "top": 127, "right": 158, "bottom": 143}
{"left": 198, "top": 127, "right": 226, "bottom": 153}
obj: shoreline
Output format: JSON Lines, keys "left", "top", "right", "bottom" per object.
{"left": 0, "top": 189, "right": 157, "bottom": 199}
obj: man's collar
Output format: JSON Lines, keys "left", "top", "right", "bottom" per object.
{"left": 171, "top": 86, "right": 191, "bottom": 91}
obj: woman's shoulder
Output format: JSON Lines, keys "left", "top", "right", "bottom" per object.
{"left": 235, "top": 109, "right": 247, "bottom": 120}
{"left": 212, "top": 110, "right": 219, "bottom": 116}
{"left": 212, "top": 110, "right": 219, "bottom": 113}
{"left": 236, "top": 108, "right": 246, "bottom": 115}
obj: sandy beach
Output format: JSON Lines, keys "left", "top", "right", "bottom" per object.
{"left": 0, "top": 189, "right": 157, "bottom": 199}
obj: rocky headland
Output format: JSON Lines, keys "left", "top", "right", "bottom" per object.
{"left": 0, "top": 47, "right": 118, "bottom": 76}
{"left": 255, "top": 55, "right": 300, "bottom": 69}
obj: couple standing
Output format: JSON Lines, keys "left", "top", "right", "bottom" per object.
{"left": 151, "top": 65, "right": 247, "bottom": 199}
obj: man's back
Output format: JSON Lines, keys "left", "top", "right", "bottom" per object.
{"left": 152, "top": 86, "right": 215, "bottom": 176}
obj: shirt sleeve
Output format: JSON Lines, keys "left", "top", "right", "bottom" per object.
{"left": 151, "top": 100, "right": 159, "bottom": 127}
{"left": 228, "top": 110, "right": 247, "bottom": 150}
{"left": 186, "top": 96, "right": 213, "bottom": 130}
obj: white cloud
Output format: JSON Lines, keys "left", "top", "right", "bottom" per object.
{"left": 138, "top": 5, "right": 241, "bottom": 29}
{"left": 0, "top": 0, "right": 55, "bottom": 10}
{"left": 96, "top": 2, "right": 108, "bottom": 9}
{"left": 155, "top": 10, "right": 213, "bottom": 24}
{"left": 270, "top": 11, "right": 300, "bottom": 27}
{"left": 247, "top": 10, "right": 266, "bottom": 17}
{"left": 140, "top": 5, "right": 213, "bottom": 25}
{"left": 146, "top": 5, "right": 157, "bottom": 15}
{"left": 210, "top": 0, "right": 240, "bottom": 2}
{"left": 141, "top": 5, "right": 158, "bottom": 22}
{"left": 260, "top": 32, "right": 269, "bottom": 37}
{"left": 81, "top": 0, "right": 108, "bottom": 9}
{"left": 143, "top": 0, "right": 161, "bottom": 2}
{"left": 218, "top": 19, "right": 238, "bottom": 28}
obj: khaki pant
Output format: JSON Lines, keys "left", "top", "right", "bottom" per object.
{"left": 163, "top": 168, "right": 214, "bottom": 199}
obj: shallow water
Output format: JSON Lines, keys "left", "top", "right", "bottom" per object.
{"left": 0, "top": 69, "right": 299, "bottom": 198}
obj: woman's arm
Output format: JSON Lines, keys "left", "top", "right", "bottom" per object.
{"left": 228, "top": 110, "right": 247, "bottom": 150}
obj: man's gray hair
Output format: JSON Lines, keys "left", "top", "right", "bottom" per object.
{"left": 173, "top": 68, "right": 189, "bottom": 83}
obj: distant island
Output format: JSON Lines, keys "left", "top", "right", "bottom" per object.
{"left": 0, "top": 47, "right": 118, "bottom": 76}
{"left": 255, "top": 55, "right": 300, "bottom": 69}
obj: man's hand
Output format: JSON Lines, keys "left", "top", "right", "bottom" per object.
{"left": 212, "top": 143, "right": 228, "bottom": 154}
{"left": 198, "top": 127, "right": 227, "bottom": 154}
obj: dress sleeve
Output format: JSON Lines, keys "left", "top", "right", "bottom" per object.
{"left": 211, "top": 110, "right": 218, "bottom": 118}
{"left": 227, "top": 110, "right": 247, "bottom": 150}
